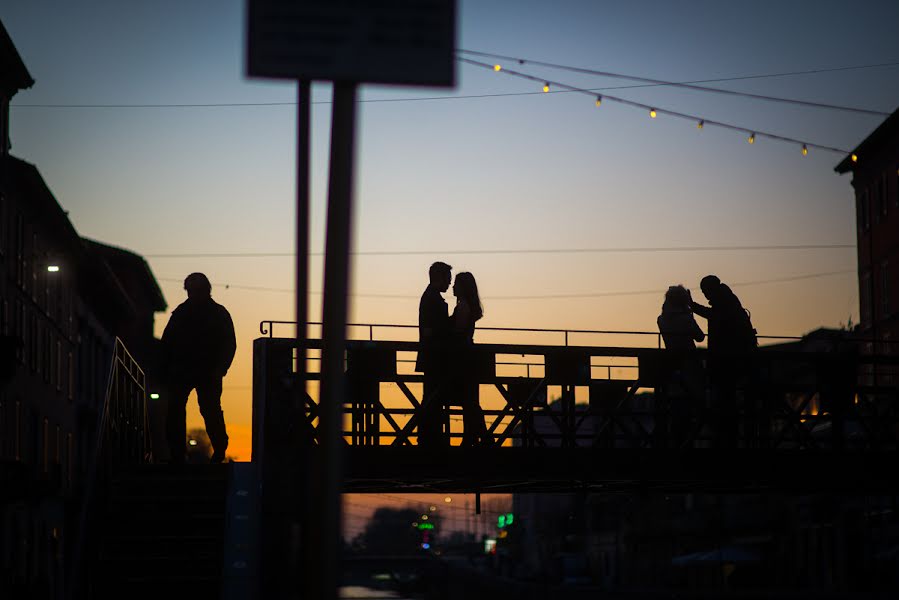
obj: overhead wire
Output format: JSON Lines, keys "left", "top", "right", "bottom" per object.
{"left": 143, "top": 243, "right": 854, "bottom": 259}
{"left": 157, "top": 269, "right": 855, "bottom": 300}
{"left": 10, "top": 59, "right": 898, "bottom": 110}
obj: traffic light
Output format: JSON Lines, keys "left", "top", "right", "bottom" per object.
{"left": 497, "top": 512, "right": 514, "bottom": 528}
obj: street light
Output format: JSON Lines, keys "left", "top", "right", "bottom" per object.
{"left": 47, "top": 265, "right": 60, "bottom": 273}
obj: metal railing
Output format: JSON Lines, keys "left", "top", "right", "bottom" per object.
{"left": 68, "top": 337, "right": 149, "bottom": 600}
{"left": 254, "top": 330, "right": 899, "bottom": 452}
{"left": 260, "top": 319, "right": 810, "bottom": 348}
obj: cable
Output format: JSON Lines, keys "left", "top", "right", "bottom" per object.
{"left": 461, "top": 57, "right": 852, "bottom": 155}
{"left": 158, "top": 268, "right": 854, "bottom": 300}
{"left": 143, "top": 243, "right": 854, "bottom": 259}
{"left": 10, "top": 59, "right": 898, "bottom": 110}
{"left": 458, "top": 49, "right": 892, "bottom": 116}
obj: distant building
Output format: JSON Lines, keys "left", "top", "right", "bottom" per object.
{"left": 0, "top": 20, "right": 166, "bottom": 597}
{"left": 835, "top": 108, "right": 899, "bottom": 352}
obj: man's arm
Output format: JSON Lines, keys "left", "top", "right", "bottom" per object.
{"left": 691, "top": 302, "right": 711, "bottom": 320}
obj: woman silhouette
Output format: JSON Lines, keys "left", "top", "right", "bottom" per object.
{"left": 451, "top": 272, "right": 490, "bottom": 446}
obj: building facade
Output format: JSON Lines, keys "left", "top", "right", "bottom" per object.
{"left": 0, "top": 21, "right": 166, "bottom": 598}
{"left": 836, "top": 108, "right": 899, "bottom": 352}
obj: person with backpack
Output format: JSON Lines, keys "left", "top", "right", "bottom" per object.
{"left": 691, "top": 275, "right": 757, "bottom": 447}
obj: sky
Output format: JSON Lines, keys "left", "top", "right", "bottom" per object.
{"left": 3, "top": 0, "right": 899, "bottom": 476}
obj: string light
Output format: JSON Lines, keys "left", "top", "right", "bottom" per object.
{"left": 801, "top": 144, "right": 808, "bottom": 156}
{"left": 851, "top": 153, "right": 858, "bottom": 163}
{"left": 458, "top": 57, "right": 853, "bottom": 157}
{"left": 493, "top": 64, "right": 502, "bottom": 72}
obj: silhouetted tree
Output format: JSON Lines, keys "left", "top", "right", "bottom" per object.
{"left": 353, "top": 507, "right": 438, "bottom": 555}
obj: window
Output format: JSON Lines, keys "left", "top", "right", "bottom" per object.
{"left": 859, "top": 189, "right": 870, "bottom": 232}
{"left": 31, "top": 232, "right": 37, "bottom": 302}
{"left": 56, "top": 341, "right": 63, "bottom": 393}
{"left": 14, "top": 400, "right": 20, "bottom": 460}
{"left": 67, "top": 352, "right": 74, "bottom": 402}
{"left": 860, "top": 272, "right": 872, "bottom": 326}
{"left": 41, "top": 418, "right": 48, "bottom": 473}
{"left": 895, "top": 165, "right": 899, "bottom": 208}
{"left": 14, "top": 212, "right": 23, "bottom": 287}
{"left": 877, "top": 173, "right": 888, "bottom": 221}
{"left": 66, "top": 432, "right": 74, "bottom": 488}
{"left": 883, "top": 261, "right": 891, "bottom": 317}
{"left": 0, "top": 193, "right": 5, "bottom": 259}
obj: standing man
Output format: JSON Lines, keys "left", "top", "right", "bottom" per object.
{"left": 415, "top": 262, "right": 452, "bottom": 447}
{"left": 162, "top": 273, "right": 236, "bottom": 463}
{"left": 691, "top": 275, "right": 756, "bottom": 447}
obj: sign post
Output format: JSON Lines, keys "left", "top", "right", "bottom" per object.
{"left": 247, "top": 2, "right": 455, "bottom": 597}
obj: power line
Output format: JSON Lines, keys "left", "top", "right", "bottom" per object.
{"left": 158, "top": 268, "right": 854, "bottom": 300}
{"left": 460, "top": 57, "right": 852, "bottom": 155}
{"left": 143, "top": 243, "right": 854, "bottom": 259}
{"left": 457, "top": 49, "right": 893, "bottom": 116}
{"left": 10, "top": 59, "right": 898, "bottom": 110}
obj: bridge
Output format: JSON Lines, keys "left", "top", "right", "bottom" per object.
{"left": 67, "top": 327, "right": 899, "bottom": 598}
{"left": 253, "top": 321, "right": 899, "bottom": 494}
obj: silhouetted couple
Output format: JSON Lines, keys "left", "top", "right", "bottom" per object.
{"left": 657, "top": 275, "right": 756, "bottom": 448}
{"left": 415, "top": 262, "right": 489, "bottom": 447}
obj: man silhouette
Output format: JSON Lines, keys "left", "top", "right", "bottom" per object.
{"left": 691, "top": 275, "right": 756, "bottom": 447}
{"left": 162, "top": 273, "right": 236, "bottom": 463}
{"left": 415, "top": 262, "right": 452, "bottom": 447}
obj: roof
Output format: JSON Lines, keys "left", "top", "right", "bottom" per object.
{"left": 0, "top": 20, "right": 34, "bottom": 97}
{"left": 0, "top": 155, "right": 139, "bottom": 327}
{"left": 835, "top": 107, "right": 899, "bottom": 174}
{"left": 82, "top": 239, "right": 168, "bottom": 313}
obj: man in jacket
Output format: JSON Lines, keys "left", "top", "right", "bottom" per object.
{"left": 692, "top": 274, "right": 755, "bottom": 447}
{"left": 162, "top": 273, "right": 236, "bottom": 463}
{"left": 416, "top": 262, "right": 452, "bottom": 447}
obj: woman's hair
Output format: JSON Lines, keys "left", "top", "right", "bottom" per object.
{"left": 455, "top": 272, "right": 483, "bottom": 321}
{"left": 663, "top": 284, "right": 690, "bottom": 310}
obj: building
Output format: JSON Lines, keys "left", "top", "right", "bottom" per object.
{"left": 835, "top": 108, "right": 899, "bottom": 352}
{"left": 0, "top": 20, "right": 166, "bottom": 598}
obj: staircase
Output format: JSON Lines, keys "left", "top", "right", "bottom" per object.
{"left": 93, "top": 463, "right": 231, "bottom": 598}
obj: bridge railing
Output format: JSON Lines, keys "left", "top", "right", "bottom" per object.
{"left": 253, "top": 325, "right": 899, "bottom": 452}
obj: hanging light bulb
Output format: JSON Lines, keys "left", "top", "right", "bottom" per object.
{"left": 493, "top": 64, "right": 502, "bottom": 72}
{"left": 747, "top": 133, "right": 755, "bottom": 144}
{"left": 542, "top": 82, "right": 550, "bottom": 93}
{"left": 697, "top": 120, "right": 704, "bottom": 130}
{"left": 851, "top": 153, "right": 858, "bottom": 163}
{"left": 595, "top": 95, "right": 602, "bottom": 107}
{"left": 649, "top": 108, "right": 657, "bottom": 118}
{"left": 801, "top": 144, "right": 808, "bottom": 156}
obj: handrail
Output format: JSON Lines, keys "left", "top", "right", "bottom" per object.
{"left": 68, "top": 337, "right": 149, "bottom": 600}
{"left": 260, "top": 319, "right": 815, "bottom": 348}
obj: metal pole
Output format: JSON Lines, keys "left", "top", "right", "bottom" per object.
{"left": 293, "top": 79, "right": 311, "bottom": 598}
{"left": 296, "top": 80, "right": 310, "bottom": 423}
{"left": 314, "top": 81, "right": 358, "bottom": 600}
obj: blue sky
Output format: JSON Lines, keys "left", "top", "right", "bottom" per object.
{"left": 3, "top": 0, "right": 899, "bottom": 457}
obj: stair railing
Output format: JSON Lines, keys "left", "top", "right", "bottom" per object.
{"left": 67, "top": 337, "right": 150, "bottom": 599}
